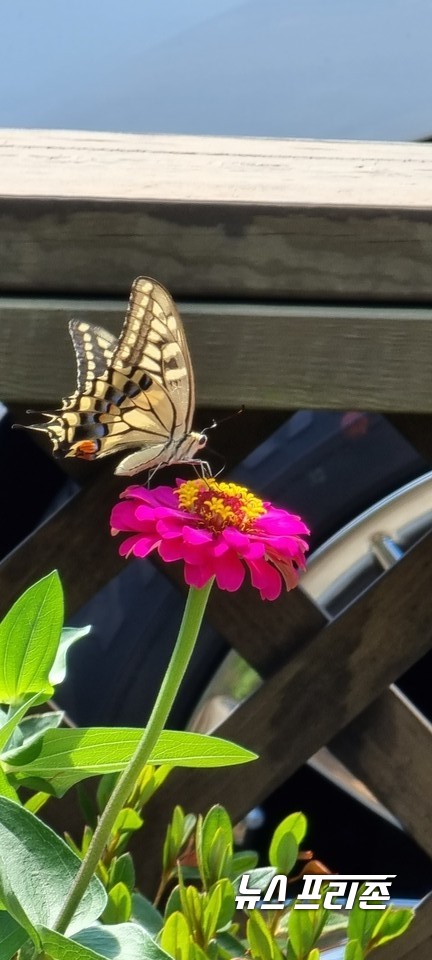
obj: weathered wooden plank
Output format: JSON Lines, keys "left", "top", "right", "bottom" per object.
{"left": 330, "top": 686, "right": 432, "bottom": 858}
{"left": 138, "top": 530, "right": 432, "bottom": 889}
{"left": 1, "top": 132, "right": 432, "bottom": 301}
{"left": 4, "top": 298, "right": 432, "bottom": 412}
{"left": 3, "top": 132, "right": 432, "bottom": 206}
{"left": 376, "top": 895, "right": 432, "bottom": 960}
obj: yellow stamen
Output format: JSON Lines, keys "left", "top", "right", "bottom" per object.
{"left": 176, "top": 479, "right": 265, "bottom": 533}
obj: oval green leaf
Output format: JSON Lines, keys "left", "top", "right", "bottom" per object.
{"left": 0, "top": 796, "right": 105, "bottom": 934}
{"left": 0, "top": 572, "right": 63, "bottom": 704}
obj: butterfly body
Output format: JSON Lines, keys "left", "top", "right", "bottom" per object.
{"left": 24, "top": 278, "right": 207, "bottom": 477}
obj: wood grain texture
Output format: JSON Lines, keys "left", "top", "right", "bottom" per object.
{"left": 138, "top": 530, "right": 432, "bottom": 891}
{"left": 4, "top": 298, "right": 432, "bottom": 412}
{"left": 1, "top": 132, "right": 432, "bottom": 300}
{"left": 330, "top": 687, "right": 432, "bottom": 857}
{"left": 2, "top": 131, "right": 432, "bottom": 206}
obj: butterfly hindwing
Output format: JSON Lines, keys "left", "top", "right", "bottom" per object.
{"left": 67, "top": 320, "right": 117, "bottom": 396}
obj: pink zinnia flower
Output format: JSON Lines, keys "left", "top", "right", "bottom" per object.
{"left": 111, "top": 479, "right": 309, "bottom": 601}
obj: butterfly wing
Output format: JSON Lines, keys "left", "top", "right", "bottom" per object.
{"left": 105, "top": 277, "right": 197, "bottom": 474}
{"left": 112, "top": 276, "right": 195, "bottom": 438}
{"left": 66, "top": 320, "right": 117, "bottom": 397}
{"left": 23, "top": 278, "right": 199, "bottom": 473}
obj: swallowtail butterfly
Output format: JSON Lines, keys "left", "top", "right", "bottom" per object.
{"left": 25, "top": 277, "right": 207, "bottom": 477}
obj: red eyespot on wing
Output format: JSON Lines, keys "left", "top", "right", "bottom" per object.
{"left": 75, "top": 440, "right": 99, "bottom": 460}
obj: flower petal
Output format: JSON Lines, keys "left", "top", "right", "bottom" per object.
{"left": 159, "top": 538, "right": 186, "bottom": 562}
{"left": 247, "top": 558, "right": 282, "bottom": 600}
{"left": 131, "top": 535, "right": 161, "bottom": 558}
{"left": 156, "top": 516, "right": 187, "bottom": 539}
{"left": 184, "top": 562, "right": 214, "bottom": 589}
{"left": 118, "top": 534, "right": 145, "bottom": 558}
{"left": 214, "top": 551, "right": 245, "bottom": 591}
{"left": 182, "top": 526, "right": 213, "bottom": 545}
{"left": 111, "top": 501, "right": 148, "bottom": 532}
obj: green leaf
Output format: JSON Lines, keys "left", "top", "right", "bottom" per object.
{"left": 109, "top": 853, "right": 135, "bottom": 892}
{"left": 163, "top": 807, "right": 196, "bottom": 875}
{"left": 347, "top": 893, "right": 382, "bottom": 949}
{"left": 164, "top": 885, "right": 182, "bottom": 921}
{"left": 1, "top": 706, "right": 64, "bottom": 757}
{"left": 0, "top": 795, "right": 106, "bottom": 934}
{"left": 0, "top": 910, "right": 28, "bottom": 960}
{"left": 131, "top": 892, "right": 163, "bottom": 937}
{"left": 180, "top": 884, "right": 203, "bottom": 934}
{"left": 344, "top": 940, "right": 363, "bottom": 960}
{"left": 271, "top": 831, "right": 299, "bottom": 875}
{"left": 160, "top": 910, "right": 193, "bottom": 960}
{"left": 40, "top": 922, "right": 174, "bottom": 960}
{"left": 0, "top": 858, "right": 42, "bottom": 951}
{"left": 40, "top": 927, "right": 105, "bottom": 959}
{"left": 202, "top": 884, "right": 222, "bottom": 944}
{"left": 232, "top": 866, "right": 276, "bottom": 896}
{"left": 199, "top": 806, "right": 233, "bottom": 887}
{"left": 4, "top": 728, "right": 256, "bottom": 796}
{"left": 96, "top": 772, "right": 119, "bottom": 812}
{"left": 102, "top": 882, "right": 132, "bottom": 924}
{"left": 288, "top": 910, "right": 315, "bottom": 959}
{"left": 216, "top": 930, "right": 245, "bottom": 958}
{"left": 289, "top": 905, "right": 328, "bottom": 958}
{"left": 369, "top": 906, "right": 414, "bottom": 949}
{"left": 306, "top": 950, "right": 320, "bottom": 960}
{"left": 230, "top": 850, "right": 259, "bottom": 876}
{"left": 50, "top": 625, "right": 91, "bottom": 685}
{"left": 0, "top": 693, "right": 42, "bottom": 752}
{"left": 210, "top": 877, "right": 236, "bottom": 930}
{"left": 0, "top": 767, "right": 19, "bottom": 801}
{"left": 0, "top": 572, "right": 63, "bottom": 704}
{"left": 76, "top": 923, "right": 173, "bottom": 960}
{"left": 24, "top": 790, "right": 51, "bottom": 814}
{"left": 112, "top": 807, "right": 143, "bottom": 835}
{"left": 269, "top": 813, "right": 307, "bottom": 868}
{"left": 247, "top": 910, "right": 278, "bottom": 960}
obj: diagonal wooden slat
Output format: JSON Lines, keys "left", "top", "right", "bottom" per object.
{"left": 137, "top": 530, "right": 432, "bottom": 891}
{"left": 330, "top": 686, "right": 432, "bottom": 858}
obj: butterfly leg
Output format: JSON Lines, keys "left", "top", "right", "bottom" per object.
{"left": 189, "top": 459, "right": 212, "bottom": 479}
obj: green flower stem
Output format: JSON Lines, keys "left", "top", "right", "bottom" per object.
{"left": 52, "top": 579, "right": 214, "bottom": 937}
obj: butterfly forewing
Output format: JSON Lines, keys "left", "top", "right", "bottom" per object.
{"left": 22, "top": 277, "right": 206, "bottom": 476}
{"left": 113, "top": 277, "right": 195, "bottom": 437}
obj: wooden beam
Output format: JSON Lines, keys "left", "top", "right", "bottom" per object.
{"left": 330, "top": 687, "right": 432, "bottom": 858}
{"left": 4, "top": 298, "right": 432, "bottom": 411}
{"left": 1, "top": 132, "right": 432, "bottom": 301}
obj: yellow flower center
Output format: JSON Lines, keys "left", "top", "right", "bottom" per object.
{"left": 176, "top": 479, "right": 266, "bottom": 533}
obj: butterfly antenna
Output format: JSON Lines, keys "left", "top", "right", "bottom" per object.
{"left": 202, "top": 405, "right": 245, "bottom": 435}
